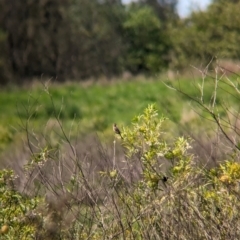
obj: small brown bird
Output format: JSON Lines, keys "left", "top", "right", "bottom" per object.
{"left": 113, "top": 123, "right": 123, "bottom": 139}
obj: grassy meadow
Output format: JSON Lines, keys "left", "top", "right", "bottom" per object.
{"left": 1, "top": 73, "right": 240, "bottom": 239}
{"left": 0, "top": 74, "right": 238, "bottom": 150}
{"left": 1, "top": 74, "right": 239, "bottom": 154}
{"left": 1, "top": 77, "right": 182, "bottom": 154}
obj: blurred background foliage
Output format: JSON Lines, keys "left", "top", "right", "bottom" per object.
{"left": 1, "top": 2, "right": 240, "bottom": 238}
{"left": 171, "top": 0, "right": 240, "bottom": 68}
{"left": 1, "top": 0, "right": 240, "bottom": 84}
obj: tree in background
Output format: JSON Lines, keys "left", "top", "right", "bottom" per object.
{"left": 0, "top": 0, "right": 177, "bottom": 83}
{"left": 0, "top": 28, "right": 11, "bottom": 84}
{"left": 0, "top": 0, "right": 69, "bottom": 83}
{"left": 65, "top": 0, "right": 126, "bottom": 79}
{"left": 171, "top": 0, "right": 240, "bottom": 69}
{"left": 0, "top": 0, "right": 126, "bottom": 82}
{"left": 122, "top": 3, "right": 171, "bottom": 73}
{"left": 3, "top": 0, "right": 240, "bottom": 82}
{"left": 141, "top": 0, "right": 178, "bottom": 21}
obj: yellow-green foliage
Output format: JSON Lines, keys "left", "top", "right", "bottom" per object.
{"left": 0, "top": 169, "right": 42, "bottom": 239}
{"left": 122, "top": 104, "right": 193, "bottom": 190}
{"left": 219, "top": 160, "right": 240, "bottom": 184}
{"left": 93, "top": 104, "right": 240, "bottom": 239}
{"left": 1, "top": 105, "right": 240, "bottom": 239}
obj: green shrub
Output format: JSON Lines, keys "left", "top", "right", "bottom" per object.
{"left": 0, "top": 169, "right": 42, "bottom": 239}
{"left": 88, "top": 104, "right": 240, "bottom": 239}
{"left": 2, "top": 97, "right": 240, "bottom": 239}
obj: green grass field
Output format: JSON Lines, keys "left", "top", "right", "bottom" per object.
{"left": 0, "top": 75, "right": 239, "bottom": 154}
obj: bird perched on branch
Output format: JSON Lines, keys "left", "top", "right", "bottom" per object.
{"left": 113, "top": 123, "right": 123, "bottom": 139}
